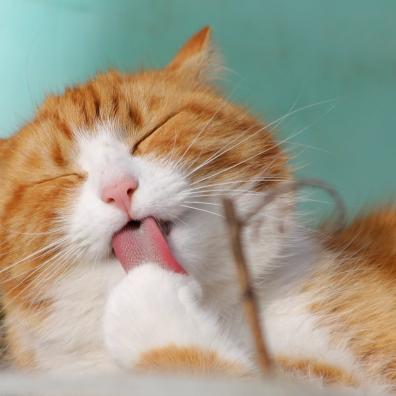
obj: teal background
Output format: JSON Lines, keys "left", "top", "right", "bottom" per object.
{"left": 0, "top": 0, "right": 395, "bottom": 217}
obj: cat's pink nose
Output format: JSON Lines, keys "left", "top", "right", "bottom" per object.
{"left": 101, "top": 178, "right": 138, "bottom": 216}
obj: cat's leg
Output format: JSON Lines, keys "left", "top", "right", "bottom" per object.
{"left": 103, "top": 263, "right": 252, "bottom": 375}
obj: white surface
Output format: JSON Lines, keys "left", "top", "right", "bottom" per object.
{"left": 0, "top": 372, "right": 356, "bottom": 396}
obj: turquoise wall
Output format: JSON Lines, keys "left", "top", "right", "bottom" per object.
{"left": 0, "top": 0, "right": 395, "bottom": 217}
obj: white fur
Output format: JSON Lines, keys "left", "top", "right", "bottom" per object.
{"left": 30, "top": 263, "right": 124, "bottom": 373}
{"left": 103, "top": 263, "right": 251, "bottom": 370}
{"left": 264, "top": 292, "right": 359, "bottom": 376}
{"left": 12, "top": 122, "right": 380, "bottom": 390}
{"left": 66, "top": 123, "right": 189, "bottom": 261}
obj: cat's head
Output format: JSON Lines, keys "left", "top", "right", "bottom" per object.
{"left": 0, "top": 27, "right": 293, "bottom": 307}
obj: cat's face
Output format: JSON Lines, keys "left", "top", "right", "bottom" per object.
{"left": 0, "top": 27, "right": 291, "bottom": 308}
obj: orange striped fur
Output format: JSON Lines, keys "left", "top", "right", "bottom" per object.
{"left": 0, "top": 27, "right": 287, "bottom": 374}
{"left": 0, "top": 26, "right": 395, "bottom": 391}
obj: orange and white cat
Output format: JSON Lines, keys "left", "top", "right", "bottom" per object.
{"left": 0, "top": 27, "right": 395, "bottom": 393}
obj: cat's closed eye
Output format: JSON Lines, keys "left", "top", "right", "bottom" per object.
{"left": 131, "top": 112, "right": 181, "bottom": 153}
{"left": 31, "top": 172, "right": 85, "bottom": 185}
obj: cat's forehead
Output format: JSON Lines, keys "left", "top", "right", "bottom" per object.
{"left": 12, "top": 70, "right": 187, "bottom": 148}
{"left": 4, "top": 63, "right": 288, "bottom": 189}
{"left": 75, "top": 121, "right": 131, "bottom": 171}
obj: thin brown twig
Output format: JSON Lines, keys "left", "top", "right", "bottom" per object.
{"left": 223, "top": 197, "right": 272, "bottom": 375}
{"left": 222, "top": 178, "right": 346, "bottom": 376}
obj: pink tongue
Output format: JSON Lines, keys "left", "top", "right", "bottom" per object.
{"left": 112, "top": 217, "right": 186, "bottom": 274}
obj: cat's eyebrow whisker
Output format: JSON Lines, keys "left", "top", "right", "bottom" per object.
{"left": 203, "top": 160, "right": 283, "bottom": 204}
{"left": 184, "top": 124, "right": 261, "bottom": 178}
{"left": 173, "top": 83, "right": 242, "bottom": 170}
{"left": 169, "top": 131, "right": 179, "bottom": 164}
{"left": 181, "top": 204, "right": 224, "bottom": 218}
{"left": 183, "top": 98, "right": 336, "bottom": 180}
{"left": 265, "top": 98, "right": 336, "bottom": 131}
{"left": 189, "top": 123, "right": 317, "bottom": 189}
{"left": 285, "top": 141, "right": 330, "bottom": 155}
{"left": 184, "top": 118, "right": 288, "bottom": 180}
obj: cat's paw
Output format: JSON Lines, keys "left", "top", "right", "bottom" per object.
{"left": 103, "top": 263, "right": 248, "bottom": 370}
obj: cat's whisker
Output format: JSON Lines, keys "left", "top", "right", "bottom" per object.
{"left": 183, "top": 99, "right": 336, "bottom": 180}
{"left": 186, "top": 178, "right": 282, "bottom": 190}
{"left": 30, "top": 247, "right": 81, "bottom": 295}
{"left": 285, "top": 141, "right": 330, "bottom": 155}
{"left": 0, "top": 238, "right": 68, "bottom": 275}
{"left": 183, "top": 124, "right": 261, "bottom": 178}
{"left": 265, "top": 98, "right": 337, "bottom": 132}
{"left": 184, "top": 192, "right": 265, "bottom": 200}
{"left": 169, "top": 131, "right": 179, "bottom": 163}
{"left": 0, "top": 230, "right": 65, "bottom": 258}
{"left": 185, "top": 189, "right": 264, "bottom": 196}
{"left": 173, "top": 83, "right": 242, "bottom": 170}
{"left": 182, "top": 177, "right": 288, "bottom": 195}
{"left": 189, "top": 123, "right": 316, "bottom": 189}
{"left": 1, "top": 243, "right": 71, "bottom": 286}
{"left": 184, "top": 201, "right": 222, "bottom": 207}
{"left": 170, "top": 214, "right": 188, "bottom": 227}
{"left": 180, "top": 204, "right": 224, "bottom": 218}
{"left": 0, "top": 247, "right": 69, "bottom": 299}
{"left": 1, "top": 244, "right": 82, "bottom": 315}
{"left": 5, "top": 229, "right": 64, "bottom": 237}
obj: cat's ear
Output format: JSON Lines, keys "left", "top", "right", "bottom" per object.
{"left": 0, "top": 138, "right": 6, "bottom": 159}
{"left": 167, "top": 26, "right": 222, "bottom": 82}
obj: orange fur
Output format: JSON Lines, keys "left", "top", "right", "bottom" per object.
{"left": 276, "top": 355, "right": 357, "bottom": 386}
{"left": 0, "top": 26, "right": 395, "bottom": 388}
{"left": 303, "top": 207, "right": 396, "bottom": 386}
{"left": 0, "top": 27, "right": 287, "bottom": 371}
{"left": 135, "top": 345, "right": 248, "bottom": 376}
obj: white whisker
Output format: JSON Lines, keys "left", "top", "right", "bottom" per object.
{"left": 173, "top": 84, "right": 242, "bottom": 170}
{"left": 184, "top": 201, "right": 222, "bottom": 207}
{"left": 0, "top": 238, "right": 68, "bottom": 275}
{"left": 181, "top": 204, "right": 224, "bottom": 218}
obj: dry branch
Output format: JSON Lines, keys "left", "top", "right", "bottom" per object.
{"left": 223, "top": 197, "right": 272, "bottom": 375}
{"left": 222, "top": 178, "right": 346, "bottom": 376}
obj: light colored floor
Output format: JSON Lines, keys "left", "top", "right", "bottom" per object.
{"left": 0, "top": 372, "right": 356, "bottom": 396}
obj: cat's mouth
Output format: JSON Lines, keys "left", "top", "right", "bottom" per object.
{"left": 111, "top": 217, "right": 185, "bottom": 274}
{"left": 120, "top": 218, "right": 173, "bottom": 236}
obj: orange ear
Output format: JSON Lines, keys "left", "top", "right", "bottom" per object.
{"left": 168, "top": 26, "right": 222, "bottom": 81}
{"left": 0, "top": 138, "right": 7, "bottom": 160}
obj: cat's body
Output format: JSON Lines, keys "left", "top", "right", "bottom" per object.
{"left": 0, "top": 27, "right": 395, "bottom": 393}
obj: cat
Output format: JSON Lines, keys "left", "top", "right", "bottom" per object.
{"left": 0, "top": 26, "right": 395, "bottom": 392}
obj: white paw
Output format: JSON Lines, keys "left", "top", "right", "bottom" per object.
{"left": 103, "top": 263, "right": 240, "bottom": 369}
